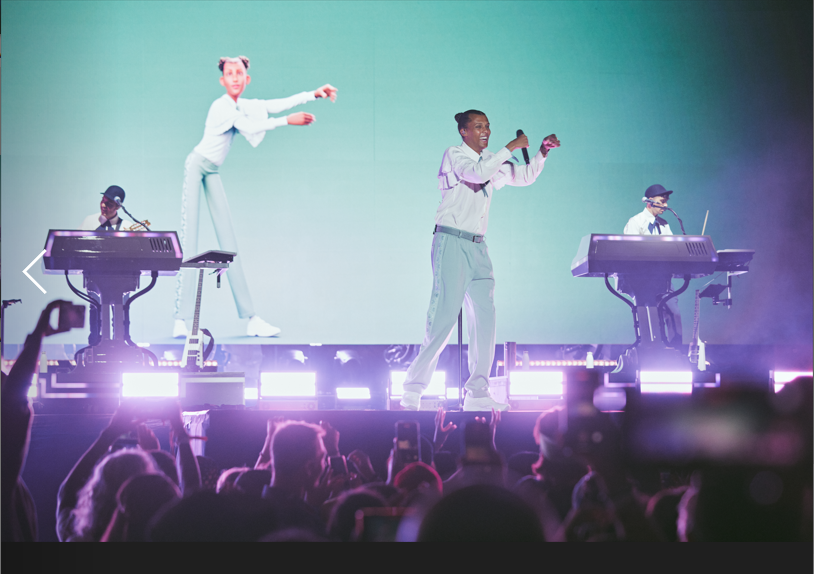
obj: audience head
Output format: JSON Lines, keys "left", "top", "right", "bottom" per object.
{"left": 73, "top": 448, "right": 157, "bottom": 541}
{"left": 102, "top": 473, "right": 180, "bottom": 542}
{"left": 196, "top": 456, "right": 220, "bottom": 492}
{"left": 394, "top": 462, "right": 443, "bottom": 496}
{"left": 149, "top": 450, "right": 179, "bottom": 486}
{"left": 149, "top": 490, "right": 278, "bottom": 542}
{"left": 216, "top": 466, "right": 250, "bottom": 494}
{"left": 234, "top": 469, "right": 272, "bottom": 498}
{"left": 418, "top": 485, "right": 544, "bottom": 542}
{"left": 328, "top": 488, "right": 387, "bottom": 542}
{"left": 271, "top": 421, "right": 327, "bottom": 488}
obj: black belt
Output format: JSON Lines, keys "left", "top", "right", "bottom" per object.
{"left": 434, "top": 225, "right": 484, "bottom": 243}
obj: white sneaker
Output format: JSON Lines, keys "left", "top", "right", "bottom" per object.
{"left": 173, "top": 319, "right": 189, "bottom": 338}
{"left": 247, "top": 316, "right": 281, "bottom": 337}
{"left": 463, "top": 394, "right": 510, "bottom": 412}
{"left": 399, "top": 391, "right": 422, "bottom": 411}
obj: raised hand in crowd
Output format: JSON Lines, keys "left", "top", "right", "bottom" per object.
{"left": 166, "top": 401, "right": 202, "bottom": 494}
{"left": 255, "top": 416, "right": 287, "bottom": 470}
{"left": 2, "top": 300, "right": 77, "bottom": 542}
{"left": 433, "top": 408, "right": 458, "bottom": 453}
{"left": 137, "top": 424, "right": 161, "bottom": 451}
{"left": 348, "top": 449, "right": 378, "bottom": 483}
{"left": 475, "top": 408, "right": 501, "bottom": 449}
{"left": 320, "top": 420, "right": 341, "bottom": 457}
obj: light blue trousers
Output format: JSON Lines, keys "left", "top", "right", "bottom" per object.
{"left": 174, "top": 152, "right": 255, "bottom": 320}
{"left": 403, "top": 231, "right": 496, "bottom": 398}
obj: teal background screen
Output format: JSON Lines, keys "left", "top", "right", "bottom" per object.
{"left": 1, "top": 1, "right": 811, "bottom": 347}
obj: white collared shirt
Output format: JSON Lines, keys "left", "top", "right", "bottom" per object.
{"left": 79, "top": 213, "right": 121, "bottom": 231}
{"left": 623, "top": 208, "right": 673, "bottom": 235}
{"left": 193, "top": 92, "right": 316, "bottom": 166}
{"left": 435, "top": 143, "right": 547, "bottom": 235}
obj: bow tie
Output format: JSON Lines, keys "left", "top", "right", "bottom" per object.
{"left": 648, "top": 216, "right": 667, "bottom": 234}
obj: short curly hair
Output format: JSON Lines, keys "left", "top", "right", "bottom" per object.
{"left": 218, "top": 56, "right": 250, "bottom": 74}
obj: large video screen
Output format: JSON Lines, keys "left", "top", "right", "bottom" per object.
{"left": 2, "top": 1, "right": 811, "bottom": 347}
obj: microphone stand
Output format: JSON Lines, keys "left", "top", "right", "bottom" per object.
{"left": 117, "top": 201, "right": 151, "bottom": 231}
{"left": 661, "top": 207, "right": 687, "bottom": 235}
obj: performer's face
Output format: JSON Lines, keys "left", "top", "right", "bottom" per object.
{"left": 647, "top": 195, "right": 669, "bottom": 216}
{"left": 460, "top": 115, "right": 491, "bottom": 154}
{"left": 100, "top": 197, "right": 119, "bottom": 220}
{"left": 219, "top": 61, "right": 251, "bottom": 101}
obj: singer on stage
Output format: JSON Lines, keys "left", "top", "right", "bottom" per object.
{"left": 173, "top": 56, "right": 337, "bottom": 338}
{"left": 622, "top": 184, "right": 683, "bottom": 345}
{"left": 400, "top": 110, "right": 560, "bottom": 412}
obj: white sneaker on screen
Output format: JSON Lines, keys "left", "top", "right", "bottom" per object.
{"left": 247, "top": 316, "right": 281, "bottom": 337}
{"left": 463, "top": 394, "right": 510, "bottom": 412}
{"left": 173, "top": 319, "right": 189, "bottom": 338}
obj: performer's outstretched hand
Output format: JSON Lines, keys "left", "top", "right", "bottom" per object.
{"left": 287, "top": 112, "right": 316, "bottom": 125}
{"left": 314, "top": 84, "right": 338, "bottom": 102}
{"left": 541, "top": 134, "right": 561, "bottom": 151}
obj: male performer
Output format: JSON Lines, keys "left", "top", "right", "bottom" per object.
{"left": 79, "top": 185, "right": 127, "bottom": 231}
{"left": 78, "top": 185, "right": 129, "bottom": 345}
{"left": 400, "top": 110, "right": 560, "bottom": 412}
{"left": 173, "top": 56, "right": 337, "bottom": 338}
{"left": 622, "top": 184, "right": 683, "bottom": 345}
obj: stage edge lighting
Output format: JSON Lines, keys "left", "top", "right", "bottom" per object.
{"left": 260, "top": 372, "right": 316, "bottom": 398}
{"left": 772, "top": 370, "right": 813, "bottom": 393}
{"left": 509, "top": 371, "right": 563, "bottom": 397}
{"left": 122, "top": 373, "right": 179, "bottom": 398}
{"left": 390, "top": 371, "right": 445, "bottom": 397}
{"left": 639, "top": 371, "right": 693, "bottom": 394}
{"left": 336, "top": 387, "right": 371, "bottom": 400}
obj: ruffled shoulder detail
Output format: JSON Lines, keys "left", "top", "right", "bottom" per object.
{"left": 235, "top": 98, "right": 269, "bottom": 148}
{"left": 203, "top": 96, "right": 241, "bottom": 136}
{"left": 437, "top": 147, "right": 461, "bottom": 190}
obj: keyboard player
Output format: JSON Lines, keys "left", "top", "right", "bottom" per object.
{"left": 79, "top": 185, "right": 127, "bottom": 231}
{"left": 78, "top": 185, "right": 128, "bottom": 345}
{"left": 621, "top": 184, "right": 683, "bottom": 346}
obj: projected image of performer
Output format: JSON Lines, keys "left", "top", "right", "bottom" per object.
{"left": 173, "top": 56, "right": 337, "bottom": 338}
{"left": 400, "top": 110, "right": 560, "bottom": 412}
{"left": 622, "top": 184, "right": 683, "bottom": 346}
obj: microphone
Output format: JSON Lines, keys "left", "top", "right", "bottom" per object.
{"left": 516, "top": 130, "right": 530, "bottom": 165}
{"left": 642, "top": 198, "right": 687, "bottom": 235}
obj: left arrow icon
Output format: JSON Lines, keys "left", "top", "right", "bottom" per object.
{"left": 23, "top": 250, "right": 47, "bottom": 294}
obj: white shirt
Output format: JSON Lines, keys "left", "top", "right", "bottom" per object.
{"left": 623, "top": 208, "right": 673, "bottom": 235}
{"left": 193, "top": 92, "right": 316, "bottom": 166}
{"left": 435, "top": 143, "right": 547, "bottom": 235}
{"left": 79, "top": 213, "right": 121, "bottom": 231}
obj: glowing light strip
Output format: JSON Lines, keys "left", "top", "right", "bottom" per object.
{"left": 639, "top": 371, "right": 693, "bottom": 383}
{"left": 390, "top": 371, "right": 445, "bottom": 397}
{"left": 122, "top": 372, "right": 179, "bottom": 397}
{"left": 509, "top": 371, "right": 564, "bottom": 396}
{"left": 640, "top": 383, "right": 693, "bottom": 394}
{"left": 260, "top": 372, "right": 317, "bottom": 397}
{"left": 336, "top": 387, "right": 371, "bottom": 400}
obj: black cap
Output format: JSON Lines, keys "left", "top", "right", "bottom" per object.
{"left": 101, "top": 185, "right": 125, "bottom": 204}
{"left": 644, "top": 184, "right": 673, "bottom": 199}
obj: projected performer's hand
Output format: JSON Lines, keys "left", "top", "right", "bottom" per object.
{"left": 541, "top": 134, "right": 561, "bottom": 156}
{"left": 314, "top": 84, "right": 338, "bottom": 102}
{"left": 287, "top": 112, "right": 316, "bottom": 125}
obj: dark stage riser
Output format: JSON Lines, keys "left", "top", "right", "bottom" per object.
{"left": 22, "top": 410, "right": 541, "bottom": 542}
